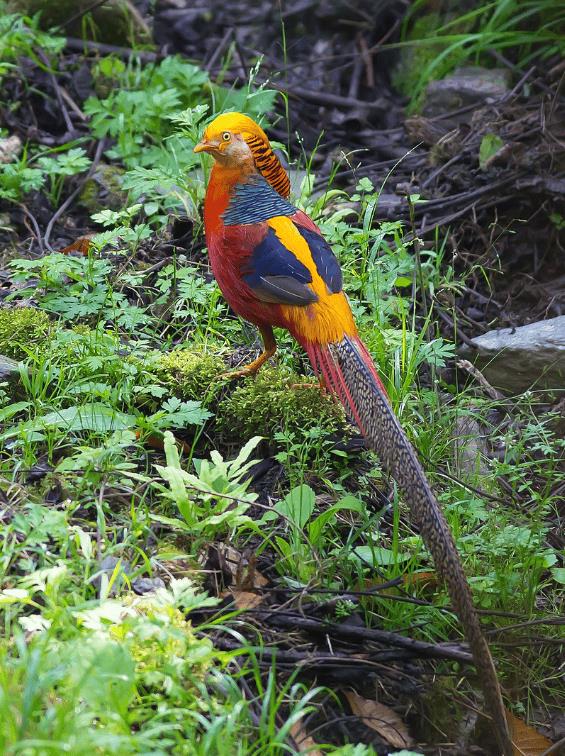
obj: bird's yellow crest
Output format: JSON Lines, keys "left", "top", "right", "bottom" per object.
{"left": 199, "top": 112, "right": 291, "bottom": 198}
{"left": 202, "top": 112, "right": 270, "bottom": 144}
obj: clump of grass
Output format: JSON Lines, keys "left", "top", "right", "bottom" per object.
{"left": 396, "top": 0, "right": 565, "bottom": 109}
{"left": 154, "top": 348, "right": 225, "bottom": 401}
{"left": 393, "top": 12, "right": 465, "bottom": 111}
{"left": 217, "top": 366, "right": 345, "bottom": 440}
{"left": 0, "top": 306, "right": 51, "bottom": 359}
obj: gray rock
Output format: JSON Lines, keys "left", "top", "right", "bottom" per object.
{"left": 0, "top": 354, "right": 23, "bottom": 399}
{"left": 460, "top": 316, "right": 565, "bottom": 394}
{"left": 423, "top": 66, "right": 510, "bottom": 119}
{"left": 132, "top": 577, "right": 166, "bottom": 595}
{"left": 92, "top": 556, "right": 132, "bottom": 597}
{"left": 0, "top": 135, "right": 22, "bottom": 164}
{"left": 452, "top": 414, "right": 490, "bottom": 483}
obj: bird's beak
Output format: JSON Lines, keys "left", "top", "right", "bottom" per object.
{"left": 194, "top": 139, "right": 213, "bottom": 154}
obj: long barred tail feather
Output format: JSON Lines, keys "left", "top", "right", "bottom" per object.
{"left": 306, "top": 335, "right": 513, "bottom": 756}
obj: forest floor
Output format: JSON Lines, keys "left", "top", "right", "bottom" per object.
{"left": 0, "top": 2, "right": 564, "bottom": 754}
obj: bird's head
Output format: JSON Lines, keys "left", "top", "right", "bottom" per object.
{"left": 194, "top": 112, "right": 291, "bottom": 197}
{"left": 194, "top": 112, "right": 268, "bottom": 166}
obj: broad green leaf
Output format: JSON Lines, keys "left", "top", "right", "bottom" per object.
{"left": 25, "top": 403, "right": 136, "bottom": 433}
{"left": 394, "top": 276, "right": 412, "bottom": 288}
{"left": 309, "top": 496, "right": 364, "bottom": 545}
{"left": 352, "top": 545, "right": 410, "bottom": 566}
{"left": 276, "top": 484, "right": 316, "bottom": 529}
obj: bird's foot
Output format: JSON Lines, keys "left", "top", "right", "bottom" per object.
{"left": 290, "top": 377, "right": 327, "bottom": 391}
{"left": 220, "top": 347, "right": 276, "bottom": 381}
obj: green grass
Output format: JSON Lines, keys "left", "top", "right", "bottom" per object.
{"left": 394, "top": 0, "right": 565, "bottom": 108}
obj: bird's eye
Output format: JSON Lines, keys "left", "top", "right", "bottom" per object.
{"left": 222, "top": 132, "right": 231, "bottom": 141}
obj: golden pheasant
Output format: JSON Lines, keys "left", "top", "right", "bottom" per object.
{"left": 194, "top": 112, "right": 512, "bottom": 755}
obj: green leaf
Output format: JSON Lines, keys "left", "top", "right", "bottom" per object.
{"left": 0, "top": 401, "right": 30, "bottom": 422}
{"left": 550, "top": 568, "right": 565, "bottom": 585}
{"left": 479, "top": 133, "right": 504, "bottom": 170}
{"left": 352, "top": 545, "right": 410, "bottom": 566}
{"left": 394, "top": 276, "right": 412, "bottom": 288}
{"left": 308, "top": 496, "right": 364, "bottom": 546}
{"left": 276, "top": 484, "right": 316, "bottom": 529}
{"left": 32, "top": 403, "right": 135, "bottom": 433}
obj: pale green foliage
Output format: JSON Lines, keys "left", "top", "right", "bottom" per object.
{"left": 0, "top": 9, "right": 65, "bottom": 80}
{"left": 154, "top": 348, "right": 225, "bottom": 401}
{"left": 10, "top": 251, "right": 150, "bottom": 327}
{"left": 397, "top": 0, "right": 565, "bottom": 107}
{"left": 0, "top": 155, "right": 45, "bottom": 201}
{"left": 152, "top": 431, "right": 260, "bottom": 537}
{"left": 36, "top": 147, "right": 92, "bottom": 205}
{"left": 262, "top": 483, "right": 365, "bottom": 582}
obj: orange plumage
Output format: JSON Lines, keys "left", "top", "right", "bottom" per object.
{"left": 195, "top": 112, "right": 512, "bottom": 755}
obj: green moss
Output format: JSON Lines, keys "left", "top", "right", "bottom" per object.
{"left": 217, "top": 366, "right": 344, "bottom": 439}
{"left": 155, "top": 349, "right": 225, "bottom": 401}
{"left": 0, "top": 307, "right": 51, "bottom": 359}
{"left": 78, "top": 163, "right": 126, "bottom": 213}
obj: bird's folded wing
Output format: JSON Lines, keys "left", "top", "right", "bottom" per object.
{"left": 241, "top": 226, "right": 319, "bottom": 306}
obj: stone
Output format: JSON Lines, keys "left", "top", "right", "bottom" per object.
{"left": 452, "top": 414, "right": 490, "bottom": 483}
{"left": 0, "top": 135, "right": 22, "bottom": 164}
{"left": 423, "top": 66, "right": 511, "bottom": 119}
{"left": 460, "top": 316, "right": 565, "bottom": 394}
{"left": 92, "top": 556, "right": 132, "bottom": 597}
{"left": 132, "top": 577, "right": 166, "bottom": 595}
{"left": 0, "top": 354, "right": 23, "bottom": 399}
{"left": 78, "top": 163, "right": 127, "bottom": 214}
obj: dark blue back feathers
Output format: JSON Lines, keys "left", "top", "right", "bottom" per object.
{"left": 223, "top": 175, "right": 296, "bottom": 226}
{"left": 296, "top": 226, "right": 342, "bottom": 294}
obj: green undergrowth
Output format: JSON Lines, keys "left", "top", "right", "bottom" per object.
{"left": 154, "top": 348, "right": 225, "bottom": 402}
{"left": 217, "top": 366, "right": 345, "bottom": 440}
{"left": 0, "top": 6, "right": 563, "bottom": 751}
{"left": 395, "top": 0, "right": 565, "bottom": 109}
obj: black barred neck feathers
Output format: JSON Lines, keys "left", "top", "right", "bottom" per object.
{"left": 243, "top": 132, "right": 291, "bottom": 199}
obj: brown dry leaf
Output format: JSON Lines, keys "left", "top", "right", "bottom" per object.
{"left": 344, "top": 691, "right": 413, "bottom": 749}
{"left": 506, "top": 708, "right": 554, "bottom": 756}
{"left": 289, "top": 720, "right": 323, "bottom": 755}
{"left": 56, "top": 236, "right": 94, "bottom": 256}
{"left": 215, "top": 544, "right": 268, "bottom": 591}
{"left": 222, "top": 589, "right": 263, "bottom": 610}
{"left": 402, "top": 570, "right": 437, "bottom": 590}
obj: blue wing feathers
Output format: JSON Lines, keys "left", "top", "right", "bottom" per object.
{"left": 295, "top": 225, "right": 343, "bottom": 294}
{"left": 242, "top": 228, "right": 318, "bottom": 306}
{"left": 223, "top": 176, "right": 296, "bottom": 225}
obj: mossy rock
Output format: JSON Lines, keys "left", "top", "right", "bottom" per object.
{"left": 78, "top": 163, "right": 127, "bottom": 214}
{"left": 392, "top": 12, "right": 465, "bottom": 112}
{"left": 0, "top": 307, "right": 51, "bottom": 360}
{"left": 9, "top": 0, "right": 149, "bottom": 46}
{"left": 154, "top": 349, "right": 225, "bottom": 402}
{"left": 0, "top": 354, "right": 23, "bottom": 399}
{"left": 217, "top": 366, "right": 345, "bottom": 440}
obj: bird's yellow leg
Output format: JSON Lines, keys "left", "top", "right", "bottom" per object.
{"left": 222, "top": 325, "right": 277, "bottom": 380}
